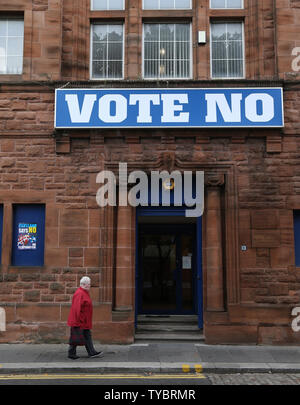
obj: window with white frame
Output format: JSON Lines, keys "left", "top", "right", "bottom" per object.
{"left": 211, "top": 22, "right": 244, "bottom": 79}
{"left": 91, "top": 0, "right": 124, "bottom": 10}
{"left": 143, "top": 0, "right": 191, "bottom": 9}
{"left": 143, "top": 23, "right": 191, "bottom": 79}
{"left": 211, "top": 0, "right": 243, "bottom": 8}
{"left": 91, "top": 24, "right": 123, "bottom": 79}
{"left": 0, "top": 18, "right": 24, "bottom": 75}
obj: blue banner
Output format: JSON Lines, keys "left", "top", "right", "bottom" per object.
{"left": 55, "top": 88, "right": 284, "bottom": 129}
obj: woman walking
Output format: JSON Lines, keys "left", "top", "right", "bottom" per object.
{"left": 67, "top": 276, "right": 103, "bottom": 359}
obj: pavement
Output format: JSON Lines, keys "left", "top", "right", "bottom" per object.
{"left": 0, "top": 342, "right": 300, "bottom": 375}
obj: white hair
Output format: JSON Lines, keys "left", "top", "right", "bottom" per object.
{"left": 80, "top": 276, "right": 91, "bottom": 287}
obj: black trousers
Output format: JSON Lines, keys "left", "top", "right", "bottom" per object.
{"left": 68, "top": 329, "right": 97, "bottom": 356}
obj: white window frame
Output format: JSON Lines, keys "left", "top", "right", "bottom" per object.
{"left": 210, "top": 21, "right": 245, "bottom": 80}
{"left": 91, "top": 0, "right": 125, "bottom": 11}
{"left": 0, "top": 17, "right": 24, "bottom": 75}
{"left": 210, "top": 0, "right": 244, "bottom": 9}
{"left": 142, "top": 0, "right": 192, "bottom": 10}
{"left": 142, "top": 22, "right": 193, "bottom": 80}
{"left": 90, "top": 23, "right": 125, "bottom": 80}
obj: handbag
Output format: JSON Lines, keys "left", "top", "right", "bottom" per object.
{"left": 69, "top": 326, "right": 86, "bottom": 346}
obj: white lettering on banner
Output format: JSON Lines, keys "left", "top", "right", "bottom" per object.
{"left": 65, "top": 94, "right": 97, "bottom": 123}
{"left": 161, "top": 94, "right": 190, "bottom": 123}
{"left": 98, "top": 94, "right": 127, "bottom": 123}
{"left": 205, "top": 94, "right": 242, "bottom": 123}
{"left": 129, "top": 94, "right": 160, "bottom": 123}
{"left": 245, "top": 93, "right": 274, "bottom": 122}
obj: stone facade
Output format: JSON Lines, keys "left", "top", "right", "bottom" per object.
{"left": 0, "top": 0, "right": 300, "bottom": 345}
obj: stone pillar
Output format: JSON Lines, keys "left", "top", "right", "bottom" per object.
{"left": 114, "top": 189, "right": 134, "bottom": 311}
{"left": 206, "top": 184, "right": 225, "bottom": 311}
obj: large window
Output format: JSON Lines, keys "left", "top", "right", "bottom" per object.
{"left": 143, "top": 0, "right": 191, "bottom": 9}
{"left": 143, "top": 23, "right": 191, "bottom": 79}
{"left": 294, "top": 211, "right": 300, "bottom": 267}
{"left": 91, "top": 24, "right": 123, "bottom": 79}
{"left": 0, "top": 18, "right": 24, "bottom": 75}
{"left": 210, "top": 22, "right": 244, "bottom": 79}
{"left": 91, "top": 0, "right": 124, "bottom": 10}
{"left": 211, "top": 0, "right": 243, "bottom": 8}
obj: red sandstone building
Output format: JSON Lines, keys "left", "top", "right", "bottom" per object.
{"left": 0, "top": 0, "right": 300, "bottom": 345}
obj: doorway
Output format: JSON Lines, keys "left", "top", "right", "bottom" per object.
{"left": 136, "top": 207, "right": 203, "bottom": 327}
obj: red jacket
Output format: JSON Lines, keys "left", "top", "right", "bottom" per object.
{"left": 67, "top": 287, "right": 93, "bottom": 330}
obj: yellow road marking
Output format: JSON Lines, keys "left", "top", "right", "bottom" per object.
{"left": 0, "top": 374, "right": 206, "bottom": 380}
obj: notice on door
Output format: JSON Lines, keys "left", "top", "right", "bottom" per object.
{"left": 182, "top": 255, "right": 192, "bottom": 269}
{"left": 17, "top": 223, "right": 37, "bottom": 250}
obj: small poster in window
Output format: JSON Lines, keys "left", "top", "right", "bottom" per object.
{"left": 18, "top": 223, "right": 37, "bottom": 250}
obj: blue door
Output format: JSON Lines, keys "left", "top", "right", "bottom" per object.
{"left": 136, "top": 207, "right": 203, "bottom": 327}
{"left": 12, "top": 204, "right": 45, "bottom": 266}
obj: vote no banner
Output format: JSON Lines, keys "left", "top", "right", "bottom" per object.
{"left": 55, "top": 88, "right": 284, "bottom": 129}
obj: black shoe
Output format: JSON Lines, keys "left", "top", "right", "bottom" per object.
{"left": 88, "top": 351, "right": 104, "bottom": 358}
{"left": 68, "top": 354, "right": 79, "bottom": 360}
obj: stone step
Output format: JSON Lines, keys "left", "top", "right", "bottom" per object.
{"left": 137, "top": 315, "right": 199, "bottom": 324}
{"left": 134, "top": 331, "right": 204, "bottom": 342}
{"left": 136, "top": 324, "right": 200, "bottom": 331}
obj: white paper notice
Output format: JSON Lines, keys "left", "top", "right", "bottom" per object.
{"left": 182, "top": 256, "right": 192, "bottom": 269}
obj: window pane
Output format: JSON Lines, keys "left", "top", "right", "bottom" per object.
{"left": 92, "top": 0, "right": 107, "bottom": 9}
{"left": 175, "top": 0, "right": 191, "bottom": 8}
{"left": 0, "top": 57, "right": 6, "bottom": 74}
{"left": 211, "top": 22, "right": 243, "bottom": 78}
{"left": 144, "top": 0, "right": 159, "bottom": 8}
{"left": 91, "top": 24, "right": 123, "bottom": 79}
{"left": 160, "top": 24, "right": 174, "bottom": 41}
{"left": 228, "top": 59, "right": 243, "bottom": 77}
{"left": 211, "top": 41, "right": 226, "bottom": 60}
{"left": 7, "top": 37, "right": 23, "bottom": 56}
{"left": 144, "top": 41, "right": 159, "bottom": 59}
{"left": 0, "top": 19, "right": 24, "bottom": 75}
{"left": 0, "top": 21, "right": 7, "bottom": 36}
{"left": 92, "top": 0, "right": 124, "bottom": 9}
{"left": 211, "top": 0, "right": 225, "bottom": 7}
{"left": 107, "top": 25, "right": 123, "bottom": 42}
{"left": 93, "top": 61, "right": 106, "bottom": 78}
{"left": 108, "top": 0, "right": 123, "bottom": 9}
{"left": 144, "top": 59, "right": 159, "bottom": 78}
{"left": 212, "top": 59, "right": 227, "bottom": 78}
{"left": 93, "top": 42, "right": 107, "bottom": 60}
{"left": 107, "top": 61, "right": 122, "bottom": 78}
{"left": 175, "top": 24, "right": 190, "bottom": 41}
{"left": 107, "top": 42, "right": 122, "bottom": 60}
{"left": 227, "top": 23, "right": 242, "bottom": 40}
{"left": 7, "top": 20, "right": 23, "bottom": 36}
{"left": 160, "top": 0, "right": 174, "bottom": 9}
{"left": 143, "top": 23, "right": 190, "bottom": 79}
{"left": 0, "top": 38, "right": 6, "bottom": 57}
{"left": 211, "top": 0, "right": 242, "bottom": 7}
{"left": 144, "top": 24, "right": 159, "bottom": 41}
{"left": 211, "top": 24, "right": 226, "bottom": 41}
{"left": 227, "top": 0, "right": 242, "bottom": 8}
{"left": 228, "top": 40, "right": 242, "bottom": 59}
{"left": 93, "top": 25, "right": 108, "bottom": 42}
{"left": 7, "top": 56, "right": 22, "bottom": 74}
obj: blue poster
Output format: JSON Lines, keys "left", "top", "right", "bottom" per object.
{"left": 18, "top": 223, "right": 37, "bottom": 250}
{"left": 55, "top": 88, "right": 284, "bottom": 129}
